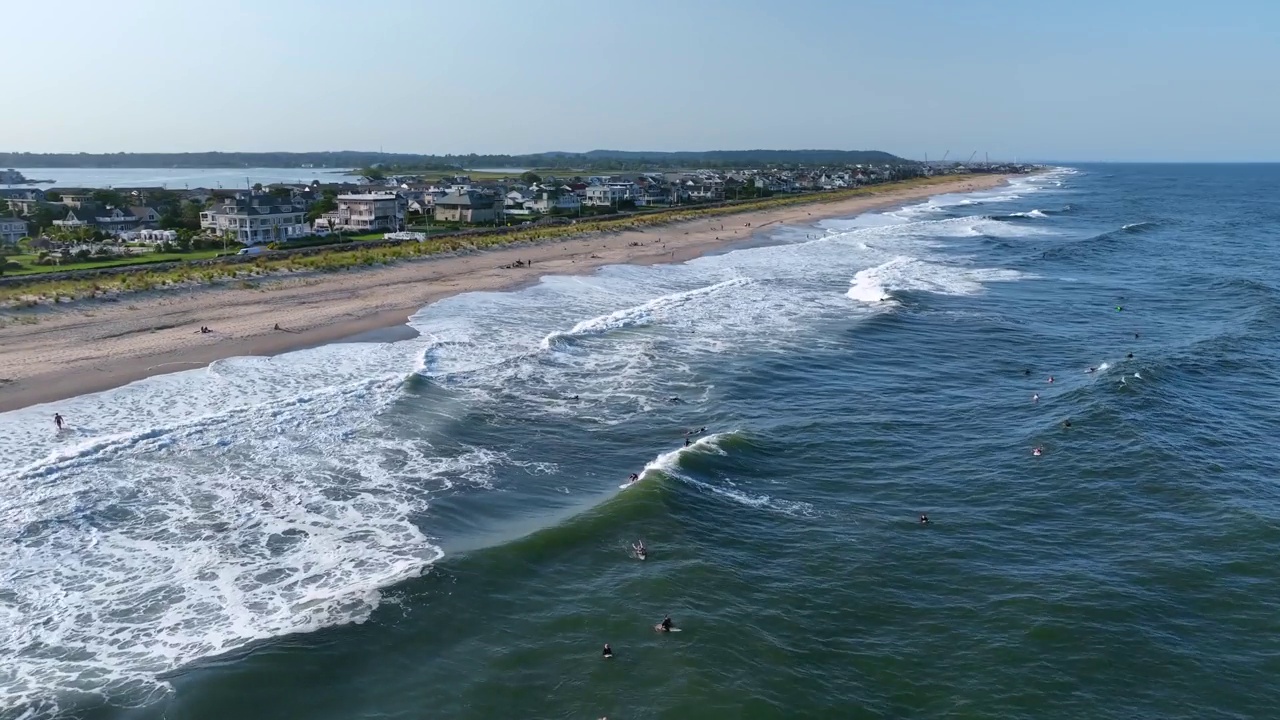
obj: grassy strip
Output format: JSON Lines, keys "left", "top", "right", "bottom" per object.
{"left": 0, "top": 176, "right": 969, "bottom": 307}
{"left": 3, "top": 250, "right": 226, "bottom": 276}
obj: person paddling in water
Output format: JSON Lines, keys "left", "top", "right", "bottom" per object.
{"left": 53, "top": 413, "right": 65, "bottom": 430}
{"left": 633, "top": 540, "right": 647, "bottom": 560}
{"left": 919, "top": 513, "right": 931, "bottom": 525}
{"left": 656, "top": 615, "right": 674, "bottom": 632}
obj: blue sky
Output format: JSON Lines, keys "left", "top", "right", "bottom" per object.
{"left": 4, "top": 0, "right": 1278, "bottom": 161}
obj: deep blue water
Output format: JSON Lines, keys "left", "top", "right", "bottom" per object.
{"left": 3, "top": 165, "right": 1280, "bottom": 719}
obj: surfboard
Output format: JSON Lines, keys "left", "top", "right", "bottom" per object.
{"left": 619, "top": 478, "right": 640, "bottom": 489}
{"left": 653, "top": 625, "right": 681, "bottom": 633}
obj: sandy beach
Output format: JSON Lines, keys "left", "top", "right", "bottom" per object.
{"left": 0, "top": 175, "right": 1008, "bottom": 412}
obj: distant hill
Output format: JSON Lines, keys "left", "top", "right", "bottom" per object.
{"left": 0, "top": 149, "right": 910, "bottom": 170}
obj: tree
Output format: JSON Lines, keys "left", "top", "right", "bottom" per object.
{"left": 520, "top": 171, "right": 542, "bottom": 185}
{"left": 44, "top": 190, "right": 62, "bottom": 202}
{"left": 253, "top": 182, "right": 264, "bottom": 193}
{"left": 28, "top": 204, "right": 65, "bottom": 232}
{"left": 360, "top": 166, "right": 387, "bottom": 183}
{"left": 91, "top": 189, "right": 126, "bottom": 207}
{"left": 306, "top": 191, "right": 338, "bottom": 222}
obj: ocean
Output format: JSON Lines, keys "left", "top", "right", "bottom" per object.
{"left": 3, "top": 164, "right": 1279, "bottom": 719}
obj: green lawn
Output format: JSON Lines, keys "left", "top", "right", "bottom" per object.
{"left": 2, "top": 249, "right": 226, "bottom": 276}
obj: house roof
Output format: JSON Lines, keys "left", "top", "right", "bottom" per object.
{"left": 215, "top": 196, "right": 300, "bottom": 216}
{"left": 128, "top": 206, "right": 157, "bottom": 219}
{"left": 437, "top": 190, "right": 492, "bottom": 207}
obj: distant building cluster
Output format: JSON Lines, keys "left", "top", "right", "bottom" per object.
{"left": 0, "top": 161, "right": 1035, "bottom": 250}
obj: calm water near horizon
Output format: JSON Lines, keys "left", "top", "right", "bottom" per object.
{"left": 6, "top": 168, "right": 363, "bottom": 190}
{"left": 4, "top": 167, "right": 531, "bottom": 190}
{"left": 3, "top": 165, "right": 1280, "bottom": 719}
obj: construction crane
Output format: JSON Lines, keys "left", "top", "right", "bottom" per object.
{"left": 941, "top": 150, "right": 950, "bottom": 163}
{"left": 967, "top": 151, "right": 977, "bottom": 166}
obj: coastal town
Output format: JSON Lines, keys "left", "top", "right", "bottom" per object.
{"left": 0, "top": 161, "right": 1033, "bottom": 274}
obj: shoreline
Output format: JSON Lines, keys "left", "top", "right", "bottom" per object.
{"left": 0, "top": 175, "right": 1011, "bottom": 412}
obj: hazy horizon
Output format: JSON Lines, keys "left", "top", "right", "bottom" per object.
{"left": 5, "top": 0, "right": 1278, "bottom": 163}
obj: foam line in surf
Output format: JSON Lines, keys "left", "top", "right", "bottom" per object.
{"left": 630, "top": 433, "right": 817, "bottom": 517}
{"left": 846, "top": 256, "right": 1027, "bottom": 304}
{"left": 540, "top": 277, "right": 752, "bottom": 349}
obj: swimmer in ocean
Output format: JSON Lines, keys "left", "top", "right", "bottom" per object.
{"left": 633, "top": 540, "right": 647, "bottom": 559}
{"left": 1032, "top": 393, "right": 1040, "bottom": 402}
{"left": 1086, "top": 367, "right": 1096, "bottom": 374}
{"left": 1126, "top": 353, "right": 1134, "bottom": 359}
{"left": 1048, "top": 376, "right": 1055, "bottom": 384}
{"left": 1063, "top": 419, "right": 1072, "bottom": 428}
{"left": 919, "top": 513, "right": 931, "bottom": 525}
{"left": 1033, "top": 447, "right": 1043, "bottom": 456}
{"left": 1024, "top": 368, "right": 1031, "bottom": 376}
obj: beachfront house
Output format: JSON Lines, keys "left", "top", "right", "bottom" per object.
{"left": 200, "top": 193, "right": 309, "bottom": 245}
{"left": 583, "top": 183, "right": 636, "bottom": 207}
{"left": 0, "top": 216, "right": 29, "bottom": 244}
{"left": 515, "top": 187, "right": 581, "bottom": 215}
{"left": 319, "top": 192, "right": 407, "bottom": 232}
{"left": 51, "top": 204, "right": 161, "bottom": 236}
{"left": 55, "top": 190, "right": 94, "bottom": 208}
{"left": 434, "top": 190, "right": 499, "bottom": 223}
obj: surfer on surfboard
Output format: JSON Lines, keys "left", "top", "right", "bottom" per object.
{"left": 655, "top": 616, "right": 675, "bottom": 632}
{"left": 602, "top": 643, "right": 614, "bottom": 658}
{"left": 633, "top": 540, "right": 647, "bottom": 560}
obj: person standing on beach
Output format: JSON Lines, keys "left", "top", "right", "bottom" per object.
{"left": 54, "top": 413, "right": 64, "bottom": 430}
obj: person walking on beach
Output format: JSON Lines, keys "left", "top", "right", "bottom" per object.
{"left": 53, "top": 413, "right": 65, "bottom": 430}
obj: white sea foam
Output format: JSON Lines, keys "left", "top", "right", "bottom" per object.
{"left": 846, "top": 256, "right": 1025, "bottom": 304}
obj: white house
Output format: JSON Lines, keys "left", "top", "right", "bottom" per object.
{"left": 323, "top": 193, "right": 406, "bottom": 232}
{"left": 52, "top": 205, "right": 160, "bottom": 236}
{"left": 200, "top": 194, "right": 309, "bottom": 245}
{"left": 523, "top": 190, "right": 581, "bottom": 214}
{"left": 584, "top": 184, "right": 632, "bottom": 207}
